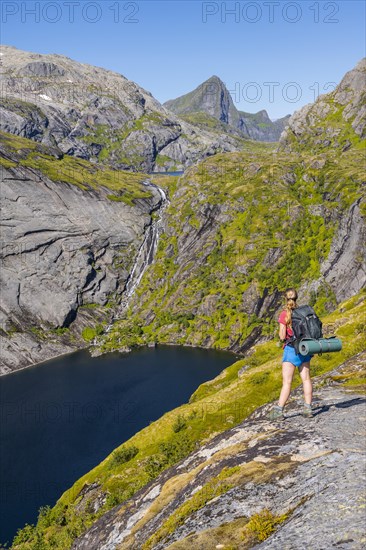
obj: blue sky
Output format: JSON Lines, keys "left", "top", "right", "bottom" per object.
{"left": 1, "top": 0, "right": 365, "bottom": 118}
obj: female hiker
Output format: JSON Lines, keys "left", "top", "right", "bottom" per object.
{"left": 268, "top": 288, "right": 313, "bottom": 420}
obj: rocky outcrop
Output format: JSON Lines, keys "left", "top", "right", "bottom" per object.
{"left": 299, "top": 197, "right": 366, "bottom": 306}
{"left": 280, "top": 58, "right": 366, "bottom": 151}
{"left": 320, "top": 199, "right": 366, "bottom": 302}
{"left": 0, "top": 46, "right": 245, "bottom": 172}
{"left": 0, "top": 137, "right": 163, "bottom": 374}
{"left": 164, "top": 76, "right": 290, "bottom": 142}
{"left": 71, "top": 352, "right": 366, "bottom": 550}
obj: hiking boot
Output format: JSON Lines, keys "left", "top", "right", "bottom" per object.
{"left": 303, "top": 405, "right": 314, "bottom": 418}
{"left": 268, "top": 406, "right": 284, "bottom": 420}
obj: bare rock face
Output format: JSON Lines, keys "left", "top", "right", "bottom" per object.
{"left": 18, "top": 61, "right": 66, "bottom": 77}
{"left": 70, "top": 352, "right": 366, "bottom": 550}
{"left": 0, "top": 45, "right": 244, "bottom": 172}
{"left": 320, "top": 199, "right": 366, "bottom": 302}
{"left": 280, "top": 58, "right": 366, "bottom": 151}
{"left": 299, "top": 198, "right": 366, "bottom": 307}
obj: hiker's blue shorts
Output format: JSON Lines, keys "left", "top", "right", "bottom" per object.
{"left": 282, "top": 345, "right": 312, "bottom": 367}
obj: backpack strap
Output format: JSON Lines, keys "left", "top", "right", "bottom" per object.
{"left": 285, "top": 334, "right": 296, "bottom": 348}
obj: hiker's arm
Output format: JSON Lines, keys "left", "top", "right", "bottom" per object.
{"left": 279, "top": 323, "right": 286, "bottom": 342}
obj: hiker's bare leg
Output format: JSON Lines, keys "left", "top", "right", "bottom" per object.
{"left": 278, "top": 362, "right": 296, "bottom": 407}
{"left": 299, "top": 362, "right": 312, "bottom": 405}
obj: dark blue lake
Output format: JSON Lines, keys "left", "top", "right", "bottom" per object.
{"left": 0, "top": 346, "right": 235, "bottom": 545}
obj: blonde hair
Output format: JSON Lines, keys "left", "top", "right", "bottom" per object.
{"left": 285, "top": 288, "right": 298, "bottom": 326}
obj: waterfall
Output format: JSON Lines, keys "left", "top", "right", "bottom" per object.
{"left": 120, "top": 183, "right": 167, "bottom": 307}
{"left": 104, "top": 182, "right": 169, "bottom": 333}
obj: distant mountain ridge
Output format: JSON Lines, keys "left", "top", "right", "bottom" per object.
{"left": 0, "top": 46, "right": 247, "bottom": 173}
{"left": 164, "top": 75, "right": 290, "bottom": 142}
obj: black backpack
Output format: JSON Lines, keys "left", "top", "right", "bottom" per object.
{"left": 287, "top": 305, "right": 323, "bottom": 352}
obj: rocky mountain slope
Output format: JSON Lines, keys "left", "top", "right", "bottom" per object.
{"left": 10, "top": 294, "right": 366, "bottom": 549}
{"left": 0, "top": 45, "right": 246, "bottom": 173}
{"left": 0, "top": 131, "right": 165, "bottom": 374}
{"left": 164, "top": 76, "right": 290, "bottom": 142}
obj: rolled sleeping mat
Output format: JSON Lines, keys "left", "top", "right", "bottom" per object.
{"left": 299, "top": 338, "right": 342, "bottom": 356}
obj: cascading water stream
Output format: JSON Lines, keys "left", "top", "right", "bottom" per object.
{"left": 104, "top": 181, "right": 169, "bottom": 335}
{"left": 123, "top": 184, "right": 167, "bottom": 303}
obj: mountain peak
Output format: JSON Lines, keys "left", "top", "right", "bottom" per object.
{"left": 205, "top": 74, "right": 225, "bottom": 84}
{"left": 164, "top": 78, "right": 290, "bottom": 141}
{"left": 164, "top": 75, "right": 240, "bottom": 126}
